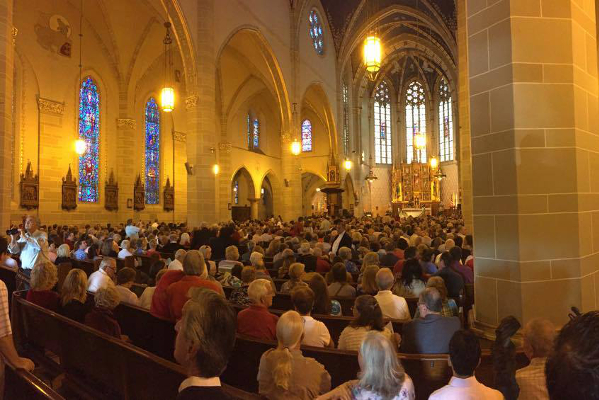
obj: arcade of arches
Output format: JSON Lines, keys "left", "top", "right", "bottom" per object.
{"left": 2, "top": 0, "right": 599, "bottom": 331}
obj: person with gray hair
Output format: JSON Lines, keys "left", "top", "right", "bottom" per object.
{"left": 117, "top": 239, "right": 133, "bottom": 259}
{"left": 339, "top": 246, "right": 358, "bottom": 273}
{"left": 8, "top": 215, "right": 49, "bottom": 289}
{"left": 174, "top": 287, "right": 237, "bottom": 399}
{"left": 516, "top": 318, "right": 556, "bottom": 400}
{"left": 166, "top": 250, "right": 224, "bottom": 321}
{"left": 218, "top": 245, "right": 243, "bottom": 274}
{"left": 237, "top": 279, "right": 278, "bottom": 340}
{"left": 319, "top": 331, "right": 415, "bottom": 400}
{"left": 374, "top": 268, "right": 410, "bottom": 320}
{"left": 168, "top": 248, "right": 187, "bottom": 271}
{"left": 87, "top": 258, "right": 116, "bottom": 293}
{"left": 84, "top": 285, "right": 124, "bottom": 340}
{"left": 400, "top": 288, "right": 460, "bottom": 354}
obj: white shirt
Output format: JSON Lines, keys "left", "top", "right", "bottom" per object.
{"left": 8, "top": 230, "right": 49, "bottom": 270}
{"left": 168, "top": 259, "right": 183, "bottom": 271}
{"left": 139, "top": 286, "right": 156, "bottom": 310}
{"left": 374, "top": 290, "right": 411, "bottom": 320}
{"left": 125, "top": 225, "right": 140, "bottom": 240}
{"left": 429, "top": 376, "right": 503, "bottom": 400}
{"left": 301, "top": 316, "right": 331, "bottom": 347}
{"left": 118, "top": 248, "right": 133, "bottom": 260}
{"left": 115, "top": 285, "right": 139, "bottom": 306}
{"left": 87, "top": 269, "right": 115, "bottom": 293}
{"left": 178, "top": 376, "right": 221, "bottom": 392}
{"left": 331, "top": 231, "right": 346, "bottom": 255}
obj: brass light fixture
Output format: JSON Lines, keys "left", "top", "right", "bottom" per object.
{"left": 160, "top": 22, "right": 175, "bottom": 112}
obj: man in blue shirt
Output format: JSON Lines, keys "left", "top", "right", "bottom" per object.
{"left": 73, "top": 240, "right": 88, "bottom": 260}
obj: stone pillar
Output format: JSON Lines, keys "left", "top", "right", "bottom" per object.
{"left": 468, "top": 0, "right": 599, "bottom": 328}
{"left": 248, "top": 197, "right": 259, "bottom": 220}
{"left": 0, "top": 0, "right": 14, "bottom": 228}
{"left": 280, "top": 135, "right": 302, "bottom": 221}
{"left": 457, "top": 0, "right": 473, "bottom": 230}
{"left": 186, "top": 0, "right": 217, "bottom": 226}
{"left": 116, "top": 118, "right": 136, "bottom": 222}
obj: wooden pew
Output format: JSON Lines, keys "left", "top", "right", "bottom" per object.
{"left": 0, "top": 265, "right": 17, "bottom": 307}
{"left": 12, "top": 291, "right": 259, "bottom": 400}
{"left": 4, "top": 358, "right": 65, "bottom": 400}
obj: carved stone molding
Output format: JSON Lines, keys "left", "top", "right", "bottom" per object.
{"left": 116, "top": 118, "right": 136, "bottom": 130}
{"left": 163, "top": 177, "right": 174, "bottom": 212}
{"left": 185, "top": 95, "right": 199, "bottom": 110}
{"left": 11, "top": 27, "right": 18, "bottom": 46}
{"left": 134, "top": 174, "right": 145, "bottom": 211}
{"left": 20, "top": 161, "right": 39, "bottom": 210}
{"left": 61, "top": 165, "right": 77, "bottom": 211}
{"left": 219, "top": 142, "right": 232, "bottom": 153}
{"left": 105, "top": 170, "right": 118, "bottom": 211}
{"left": 173, "top": 131, "right": 187, "bottom": 143}
{"left": 37, "top": 97, "right": 65, "bottom": 115}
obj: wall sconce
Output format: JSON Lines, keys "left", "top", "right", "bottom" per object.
{"left": 291, "top": 140, "right": 301, "bottom": 156}
{"left": 212, "top": 164, "right": 220, "bottom": 175}
{"left": 74, "top": 139, "right": 86, "bottom": 155}
{"left": 429, "top": 157, "right": 439, "bottom": 170}
{"left": 344, "top": 158, "right": 352, "bottom": 171}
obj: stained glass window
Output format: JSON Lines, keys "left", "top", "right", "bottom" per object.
{"left": 342, "top": 82, "right": 349, "bottom": 155}
{"left": 406, "top": 81, "right": 427, "bottom": 164}
{"left": 234, "top": 181, "right": 239, "bottom": 204}
{"left": 309, "top": 9, "right": 324, "bottom": 55}
{"left": 253, "top": 118, "right": 260, "bottom": 148}
{"left": 439, "top": 79, "right": 454, "bottom": 162}
{"left": 374, "top": 80, "right": 392, "bottom": 164}
{"left": 302, "top": 119, "right": 312, "bottom": 152}
{"left": 78, "top": 76, "right": 100, "bottom": 202}
{"left": 145, "top": 98, "right": 160, "bottom": 204}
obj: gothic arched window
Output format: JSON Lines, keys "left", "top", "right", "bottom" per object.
{"left": 374, "top": 80, "right": 392, "bottom": 164}
{"left": 145, "top": 98, "right": 160, "bottom": 204}
{"left": 247, "top": 112, "right": 259, "bottom": 150}
{"left": 301, "top": 119, "right": 313, "bottom": 152}
{"left": 234, "top": 180, "right": 239, "bottom": 204}
{"left": 406, "top": 81, "right": 427, "bottom": 164}
{"left": 342, "top": 82, "right": 349, "bottom": 155}
{"left": 439, "top": 79, "right": 454, "bottom": 162}
{"left": 309, "top": 9, "right": 324, "bottom": 55}
{"left": 78, "top": 76, "right": 100, "bottom": 202}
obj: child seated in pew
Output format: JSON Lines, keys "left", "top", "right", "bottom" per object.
{"left": 85, "top": 286, "right": 127, "bottom": 340}
{"left": 60, "top": 268, "right": 90, "bottom": 323}
{"left": 26, "top": 261, "right": 59, "bottom": 312}
{"left": 291, "top": 286, "right": 333, "bottom": 348}
{"left": 258, "top": 311, "right": 331, "bottom": 400}
{"left": 115, "top": 267, "right": 139, "bottom": 306}
{"left": 316, "top": 332, "right": 415, "bottom": 400}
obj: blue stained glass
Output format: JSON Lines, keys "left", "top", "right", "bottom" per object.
{"left": 253, "top": 119, "right": 259, "bottom": 148}
{"left": 78, "top": 76, "right": 100, "bottom": 202}
{"left": 145, "top": 98, "right": 160, "bottom": 204}
{"left": 308, "top": 9, "right": 324, "bottom": 55}
{"left": 247, "top": 114, "right": 251, "bottom": 147}
{"left": 302, "top": 119, "right": 312, "bottom": 152}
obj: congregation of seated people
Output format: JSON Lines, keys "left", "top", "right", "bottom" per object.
{"left": 2, "top": 214, "right": 599, "bottom": 399}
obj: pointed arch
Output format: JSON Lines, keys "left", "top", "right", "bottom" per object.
{"left": 374, "top": 80, "right": 392, "bottom": 165}
{"left": 405, "top": 80, "right": 427, "bottom": 164}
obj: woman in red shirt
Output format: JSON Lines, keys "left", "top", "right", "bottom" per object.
{"left": 26, "top": 261, "right": 59, "bottom": 311}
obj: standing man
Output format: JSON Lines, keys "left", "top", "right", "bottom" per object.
{"left": 124, "top": 219, "right": 140, "bottom": 241}
{"left": 8, "top": 215, "right": 49, "bottom": 290}
{"left": 330, "top": 219, "right": 352, "bottom": 256}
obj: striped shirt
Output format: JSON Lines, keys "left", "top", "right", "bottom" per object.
{"left": 338, "top": 326, "right": 393, "bottom": 352}
{"left": 516, "top": 358, "right": 549, "bottom": 400}
{"left": 0, "top": 280, "right": 12, "bottom": 338}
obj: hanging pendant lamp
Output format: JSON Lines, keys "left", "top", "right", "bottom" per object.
{"left": 161, "top": 22, "right": 175, "bottom": 112}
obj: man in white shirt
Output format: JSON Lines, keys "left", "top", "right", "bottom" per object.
{"left": 8, "top": 215, "right": 49, "bottom": 273}
{"left": 118, "top": 240, "right": 133, "bottom": 259}
{"left": 168, "top": 249, "right": 187, "bottom": 271}
{"left": 88, "top": 258, "right": 116, "bottom": 293}
{"left": 115, "top": 267, "right": 139, "bottom": 306}
{"left": 429, "top": 330, "right": 502, "bottom": 400}
{"left": 291, "top": 286, "right": 332, "bottom": 347}
{"left": 374, "top": 268, "right": 410, "bottom": 320}
{"left": 124, "top": 219, "right": 140, "bottom": 240}
{"left": 516, "top": 318, "right": 555, "bottom": 400}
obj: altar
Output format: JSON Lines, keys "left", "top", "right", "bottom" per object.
{"left": 391, "top": 162, "right": 440, "bottom": 217}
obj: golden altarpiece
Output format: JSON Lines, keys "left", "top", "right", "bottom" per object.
{"left": 391, "top": 162, "right": 440, "bottom": 216}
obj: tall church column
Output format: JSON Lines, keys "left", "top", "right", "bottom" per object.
{"left": 186, "top": 0, "right": 217, "bottom": 226}
{"left": 116, "top": 118, "right": 136, "bottom": 222}
{"left": 0, "top": 0, "right": 14, "bottom": 228}
{"left": 468, "top": 0, "right": 599, "bottom": 328}
{"left": 280, "top": 131, "right": 302, "bottom": 221}
{"left": 457, "top": 0, "right": 473, "bottom": 230}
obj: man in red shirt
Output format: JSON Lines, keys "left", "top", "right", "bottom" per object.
{"left": 166, "top": 250, "right": 224, "bottom": 321}
{"left": 237, "top": 278, "right": 278, "bottom": 340}
{"left": 150, "top": 269, "right": 184, "bottom": 320}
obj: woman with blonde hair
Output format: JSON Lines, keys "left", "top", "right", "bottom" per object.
{"left": 55, "top": 244, "right": 71, "bottom": 265}
{"left": 26, "top": 261, "right": 59, "bottom": 311}
{"left": 60, "top": 268, "right": 90, "bottom": 322}
{"left": 357, "top": 265, "right": 379, "bottom": 296}
{"left": 318, "top": 332, "right": 415, "bottom": 400}
{"left": 258, "top": 310, "right": 331, "bottom": 399}
{"left": 280, "top": 263, "right": 308, "bottom": 293}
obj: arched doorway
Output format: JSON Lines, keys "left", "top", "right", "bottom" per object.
{"left": 231, "top": 168, "right": 255, "bottom": 222}
{"left": 342, "top": 174, "right": 356, "bottom": 216}
{"left": 302, "top": 172, "right": 326, "bottom": 216}
{"left": 259, "top": 176, "right": 274, "bottom": 220}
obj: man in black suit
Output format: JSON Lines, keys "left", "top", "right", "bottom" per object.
{"left": 175, "top": 287, "right": 237, "bottom": 400}
{"left": 330, "top": 219, "right": 353, "bottom": 255}
{"left": 400, "top": 288, "right": 461, "bottom": 354}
